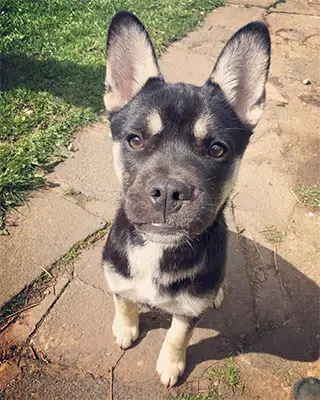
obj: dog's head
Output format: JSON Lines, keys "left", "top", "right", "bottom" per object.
{"left": 104, "top": 12, "right": 270, "bottom": 242}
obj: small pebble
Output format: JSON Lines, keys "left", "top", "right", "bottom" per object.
{"left": 308, "top": 212, "right": 314, "bottom": 217}
{"left": 302, "top": 79, "right": 311, "bottom": 85}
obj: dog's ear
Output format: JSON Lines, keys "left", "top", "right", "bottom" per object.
{"left": 104, "top": 12, "right": 161, "bottom": 113}
{"left": 208, "top": 22, "right": 271, "bottom": 129}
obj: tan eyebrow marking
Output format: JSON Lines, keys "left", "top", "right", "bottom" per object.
{"left": 194, "top": 115, "right": 211, "bottom": 140}
{"left": 147, "top": 109, "right": 163, "bottom": 135}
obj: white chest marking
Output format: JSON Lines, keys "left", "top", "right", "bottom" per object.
{"left": 103, "top": 241, "right": 214, "bottom": 317}
{"left": 104, "top": 241, "right": 170, "bottom": 306}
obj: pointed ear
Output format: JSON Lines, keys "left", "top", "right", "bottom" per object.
{"left": 209, "top": 22, "right": 271, "bottom": 129}
{"left": 104, "top": 11, "right": 161, "bottom": 113}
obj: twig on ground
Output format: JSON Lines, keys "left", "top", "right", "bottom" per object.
{"left": 109, "top": 366, "right": 114, "bottom": 400}
{"left": 2, "top": 302, "right": 41, "bottom": 320}
{"left": 273, "top": 243, "right": 286, "bottom": 297}
{"left": 247, "top": 229, "right": 268, "bottom": 279}
{"left": 0, "top": 316, "right": 16, "bottom": 332}
{"left": 290, "top": 189, "right": 302, "bottom": 204}
{"left": 39, "top": 351, "right": 49, "bottom": 365}
{"left": 40, "top": 266, "right": 55, "bottom": 281}
{"left": 29, "top": 345, "right": 38, "bottom": 360}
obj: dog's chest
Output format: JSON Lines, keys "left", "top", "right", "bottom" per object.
{"left": 104, "top": 241, "right": 213, "bottom": 316}
{"left": 105, "top": 242, "right": 171, "bottom": 306}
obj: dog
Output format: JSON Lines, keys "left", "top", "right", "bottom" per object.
{"left": 102, "top": 11, "right": 270, "bottom": 387}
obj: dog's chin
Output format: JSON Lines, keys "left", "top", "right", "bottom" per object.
{"left": 135, "top": 223, "right": 188, "bottom": 245}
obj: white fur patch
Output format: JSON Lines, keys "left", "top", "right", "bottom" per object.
{"left": 157, "top": 315, "right": 194, "bottom": 387}
{"left": 112, "top": 295, "right": 139, "bottom": 349}
{"left": 147, "top": 109, "right": 162, "bottom": 135}
{"left": 194, "top": 115, "right": 211, "bottom": 139}
{"left": 103, "top": 241, "right": 213, "bottom": 317}
{"left": 104, "top": 241, "right": 170, "bottom": 306}
{"left": 213, "top": 286, "right": 224, "bottom": 309}
{"left": 218, "top": 157, "right": 240, "bottom": 209}
{"left": 112, "top": 142, "right": 123, "bottom": 184}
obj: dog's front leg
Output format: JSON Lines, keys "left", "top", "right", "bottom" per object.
{"left": 112, "top": 294, "right": 139, "bottom": 349}
{"left": 156, "top": 314, "right": 200, "bottom": 387}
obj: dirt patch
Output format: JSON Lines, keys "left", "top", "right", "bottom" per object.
{"left": 298, "top": 94, "right": 320, "bottom": 108}
{"left": 295, "top": 137, "right": 320, "bottom": 186}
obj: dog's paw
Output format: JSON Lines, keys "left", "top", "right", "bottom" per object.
{"left": 213, "top": 287, "right": 224, "bottom": 309}
{"left": 156, "top": 346, "right": 186, "bottom": 387}
{"left": 112, "top": 318, "right": 139, "bottom": 349}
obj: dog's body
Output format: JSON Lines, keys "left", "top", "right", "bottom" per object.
{"left": 103, "top": 206, "right": 226, "bottom": 317}
{"left": 102, "top": 11, "right": 270, "bottom": 387}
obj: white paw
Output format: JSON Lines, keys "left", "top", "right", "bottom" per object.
{"left": 156, "top": 346, "right": 186, "bottom": 387}
{"left": 112, "top": 318, "right": 139, "bottom": 349}
{"left": 213, "top": 287, "right": 224, "bottom": 309}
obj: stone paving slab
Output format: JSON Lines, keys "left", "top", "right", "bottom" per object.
{"left": 32, "top": 276, "right": 122, "bottom": 377}
{"left": 50, "top": 123, "right": 121, "bottom": 222}
{"left": 0, "top": 191, "right": 105, "bottom": 307}
{"left": 275, "top": 0, "right": 320, "bottom": 16}
{"left": 228, "top": 0, "right": 274, "bottom": 7}
{"left": 29, "top": 228, "right": 319, "bottom": 399}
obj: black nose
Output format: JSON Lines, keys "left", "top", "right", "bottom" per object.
{"left": 146, "top": 178, "right": 193, "bottom": 215}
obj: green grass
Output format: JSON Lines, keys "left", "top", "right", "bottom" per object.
{"left": 295, "top": 185, "right": 320, "bottom": 209}
{"left": 173, "top": 358, "right": 241, "bottom": 400}
{"left": 0, "top": 0, "right": 223, "bottom": 233}
{"left": 261, "top": 225, "right": 285, "bottom": 245}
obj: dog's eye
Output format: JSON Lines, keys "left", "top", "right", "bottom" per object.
{"left": 128, "top": 134, "right": 144, "bottom": 150}
{"left": 209, "top": 142, "right": 227, "bottom": 158}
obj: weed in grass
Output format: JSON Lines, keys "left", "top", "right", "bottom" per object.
{"left": 1, "top": 0, "right": 224, "bottom": 227}
{"left": 261, "top": 226, "right": 285, "bottom": 245}
{"left": 0, "top": 292, "right": 27, "bottom": 320}
{"left": 207, "top": 358, "right": 240, "bottom": 390}
{"left": 61, "top": 223, "right": 110, "bottom": 265}
{"left": 295, "top": 185, "right": 320, "bottom": 209}
{"left": 267, "top": 0, "right": 286, "bottom": 13}
{"left": 173, "top": 358, "right": 241, "bottom": 400}
{"left": 174, "top": 395, "right": 208, "bottom": 400}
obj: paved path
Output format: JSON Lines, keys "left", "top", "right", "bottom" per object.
{"left": 1, "top": 1, "right": 319, "bottom": 399}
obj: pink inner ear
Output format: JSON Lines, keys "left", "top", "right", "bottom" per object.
{"left": 113, "top": 62, "right": 134, "bottom": 102}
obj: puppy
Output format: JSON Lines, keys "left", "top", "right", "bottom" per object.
{"left": 102, "top": 11, "right": 270, "bottom": 387}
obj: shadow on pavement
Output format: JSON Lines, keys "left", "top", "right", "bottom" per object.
{"left": 140, "top": 231, "right": 319, "bottom": 379}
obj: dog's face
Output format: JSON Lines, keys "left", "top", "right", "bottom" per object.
{"left": 104, "top": 12, "right": 270, "bottom": 241}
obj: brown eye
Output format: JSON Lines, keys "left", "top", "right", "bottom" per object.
{"left": 128, "top": 134, "right": 144, "bottom": 150}
{"left": 209, "top": 142, "right": 227, "bottom": 158}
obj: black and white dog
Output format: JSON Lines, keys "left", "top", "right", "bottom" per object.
{"left": 102, "top": 11, "right": 270, "bottom": 387}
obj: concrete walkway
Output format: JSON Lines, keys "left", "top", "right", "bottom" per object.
{"left": 1, "top": 1, "right": 319, "bottom": 399}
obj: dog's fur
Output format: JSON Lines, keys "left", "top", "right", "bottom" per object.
{"left": 102, "top": 11, "right": 270, "bottom": 387}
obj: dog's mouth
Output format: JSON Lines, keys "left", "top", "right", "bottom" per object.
{"left": 137, "top": 222, "right": 183, "bottom": 235}
{"left": 135, "top": 222, "right": 188, "bottom": 244}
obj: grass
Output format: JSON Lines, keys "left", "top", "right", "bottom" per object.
{"left": 295, "top": 185, "right": 320, "bottom": 209}
{"left": 0, "top": 0, "right": 224, "bottom": 233}
{"left": 261, "top": 226, "right": 285, "bottom": 245}
{"left": 174, "top": 358, "right": 241, "bottom": 400}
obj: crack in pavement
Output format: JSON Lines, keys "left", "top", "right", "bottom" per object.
{"left": 229, "top": 198, "right": 263, "bottom": 332}
{"left": 75, "top": 276, "right": 111, "bottom": 296}
{"left": 26, "top": 280, "right": 71, "bottom": 345}
{"left": 268, "top": 10, "right": 320, "bottom": 17}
